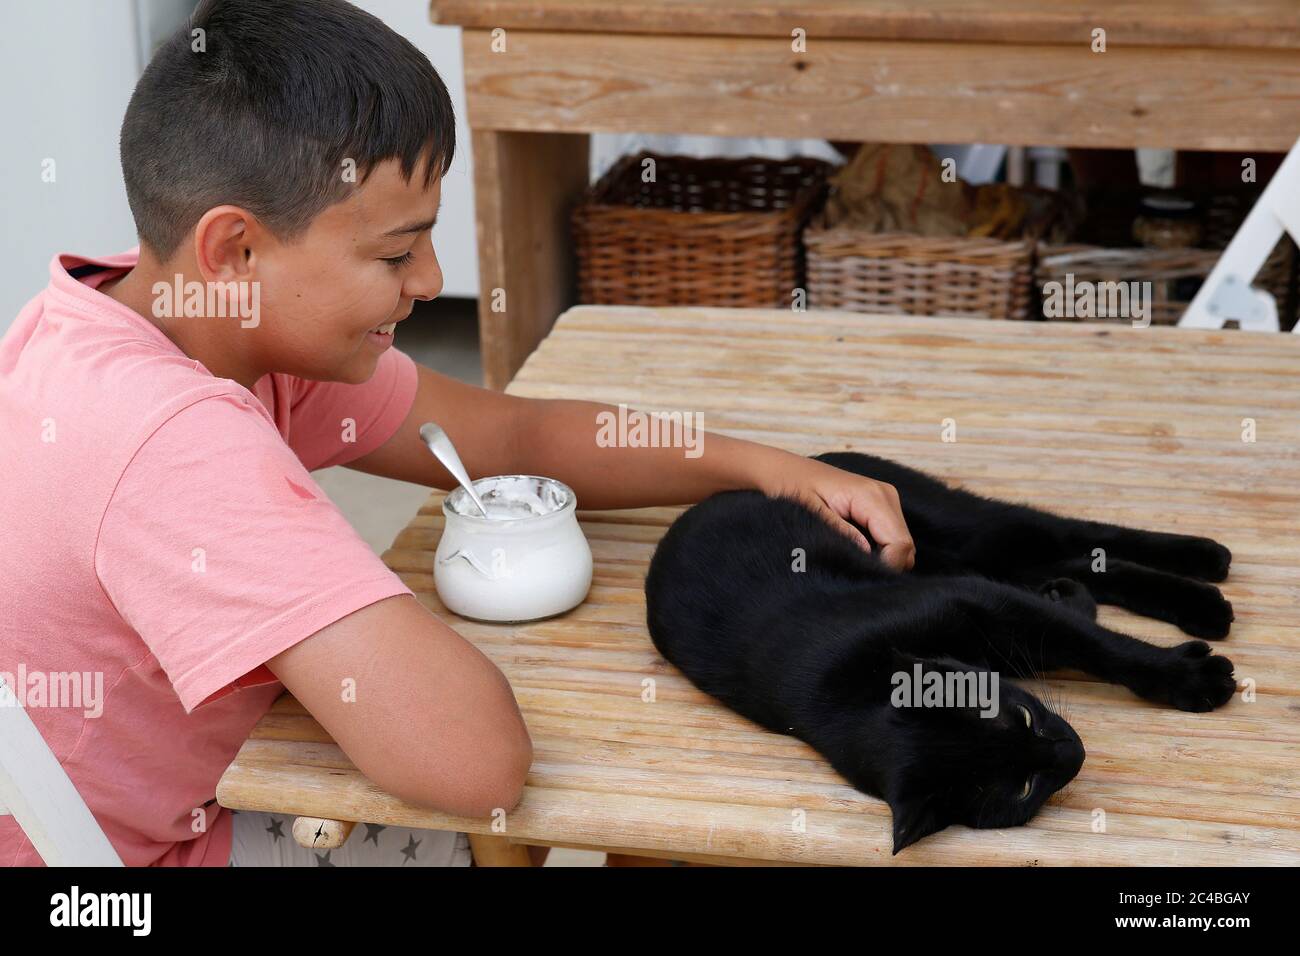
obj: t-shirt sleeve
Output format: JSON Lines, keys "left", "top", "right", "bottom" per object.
{"left": 95, "top": 391, "right": 414, "bottom": 714}
{"left": 283, "top": 346, "right": 419, "bottom": 471}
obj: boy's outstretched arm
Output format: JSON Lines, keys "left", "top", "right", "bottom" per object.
{"left": 352, "top": 363, "right": 915, "bottom": 571}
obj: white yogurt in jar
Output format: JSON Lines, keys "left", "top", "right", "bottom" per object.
{"left": 448, "top": 475, "right": 570, "bottom": 520}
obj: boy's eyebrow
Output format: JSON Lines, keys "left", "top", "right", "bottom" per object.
{"left": 380, "top": 213, "right": 438, "bottom": 239}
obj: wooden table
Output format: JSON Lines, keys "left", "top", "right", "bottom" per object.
{"left": 429, "top": 0, "right": 1300, "bottom": 389}
{"left": 217, "top": 306, "right": 1300, "bottom": 866}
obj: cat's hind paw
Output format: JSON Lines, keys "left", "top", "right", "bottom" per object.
{"left": 1176, "top": 584, "right": 1234, "bottom": 640}
{"left": 1171, "top": 537, "right": 1232, "bottom": 583}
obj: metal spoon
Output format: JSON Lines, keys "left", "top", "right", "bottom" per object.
{"left": 419, "top": 422, "right": 488, "bottom": 517}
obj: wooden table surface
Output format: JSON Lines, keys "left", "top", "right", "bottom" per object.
{"left": 218, "top": 307, "right": 1300, "bottom": 865}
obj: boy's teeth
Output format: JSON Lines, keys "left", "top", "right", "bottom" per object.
{"left": 374, "top": 322, "right": 397, "bottom": 334}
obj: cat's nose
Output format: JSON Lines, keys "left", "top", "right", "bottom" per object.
{"left": 1056, "top": 737, "right": 1086, "bottom": 777}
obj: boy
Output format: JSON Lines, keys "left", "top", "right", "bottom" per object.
{"left": 0, "top": 0, "right": 912, "bottom": 867}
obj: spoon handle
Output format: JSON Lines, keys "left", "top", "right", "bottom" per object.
{"left": 419, "top": 422, "right": 489, "bottom": 517}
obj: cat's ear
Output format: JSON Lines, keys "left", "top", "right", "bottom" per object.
{"left": 888, "top": 650, "right": 987, "bottom": 686}
{"left": 889, "top": 791, "right": 947, "bottom": 855}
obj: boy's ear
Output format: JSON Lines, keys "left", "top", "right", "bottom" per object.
{"left": 193, "top": 204, "right": 257, "bottom": 282}
{"left": 888, "top": 789, "right": 948, "bottom": 855}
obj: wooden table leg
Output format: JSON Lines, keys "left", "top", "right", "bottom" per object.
{"left": 470, "top": 128, "right": 590, "bottom": 390}
{"left": 467, "top": 832, "right": 550, "bottom": 866}
{"left": 291, "top": 817, "right": 355, "bottom": 850}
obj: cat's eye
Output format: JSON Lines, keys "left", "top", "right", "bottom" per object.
{"left": 1019, "top": 776, "right": 1035, "bottom": 800}
{"left": 1017, "top": 704, "right": 1033, "bottom": 730}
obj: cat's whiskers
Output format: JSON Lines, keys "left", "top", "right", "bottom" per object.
{"left": 973, "top": 782, "right": 999, "bottom": 829}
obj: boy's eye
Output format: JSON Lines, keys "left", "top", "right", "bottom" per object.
{"left": 381, "top": 251, "right": 414, "bottom": 268}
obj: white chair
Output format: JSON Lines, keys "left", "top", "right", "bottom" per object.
{"left": 1181, "top": 136, "right": 1300, "bottom": 332}
{"left": 0, "top": 675, "right": 122, "bottom": 865}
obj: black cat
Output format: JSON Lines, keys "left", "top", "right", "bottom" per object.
{"left": 644, "top": 451, "right": 1236, "bottom": 853}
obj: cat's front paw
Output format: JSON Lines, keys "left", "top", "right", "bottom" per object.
{"left": 1174, "top": 583, "right": 1234, "bottom": 640}
{"left": 1156, "top": 641, "right": 1237, "bottom": 712}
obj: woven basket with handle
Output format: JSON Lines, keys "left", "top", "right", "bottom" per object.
{"left": 573, "top": 152, "right": 830, "bottom": 308}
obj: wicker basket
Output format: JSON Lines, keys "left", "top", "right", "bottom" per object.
{"left": 572, "top": 152, "right": 830, "bottom": 308}
{"left": 1035, "top": 241, "right": 1297, "bottom": 327}
{"left": 805, "top": 222, "right": 1035, "bottom": 320}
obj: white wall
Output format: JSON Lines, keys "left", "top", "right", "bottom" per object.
{"left": 0, "top": 1, "right": 479, "bottom": 336}
{"left": 0, "top": 2, "right": 144, "bottom": 333}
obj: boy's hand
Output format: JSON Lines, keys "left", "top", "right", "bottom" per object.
{"left": 756, "top": 454, "right": 916, "bottom": 572}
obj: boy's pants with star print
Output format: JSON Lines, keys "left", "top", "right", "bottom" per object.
{"left": 227, "top": 809, "right": 472, "bottom": 866}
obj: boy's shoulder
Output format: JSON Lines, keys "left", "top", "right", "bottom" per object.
{"left": 2, "top": 251, "right": 273, "bottom": 478}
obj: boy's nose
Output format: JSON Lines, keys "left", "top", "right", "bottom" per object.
{"left": 406, "top": 252, "right": 444, "bottom": 302}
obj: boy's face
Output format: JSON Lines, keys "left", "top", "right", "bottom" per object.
{"left": 251, "top": 156, "right": 444, "bottom": 385}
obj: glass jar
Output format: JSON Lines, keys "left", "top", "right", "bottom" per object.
{"left": 1133, "top": 194, "right": 1202, "bottom": 249}
{"left": 435, "top": 475, "right": 593, "bottom": 623}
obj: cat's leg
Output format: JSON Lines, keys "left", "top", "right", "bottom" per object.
{"left": 1044, "top": 518, "right": 1231, "bottom": 583}
{"left": 813, "top": 449, "right": 1231, "bottom": 581}
{"left": 952, "top": 582, "right": 1237, "bottom": 712}
{"left": 1047, "top": 557, "right": 1233, "bottom": 640}
{"left": 967, "top": 510, "right": 1231, "bottom": 585}
{"left": 975, "top": 511, "right": 1234, "bottom": 635}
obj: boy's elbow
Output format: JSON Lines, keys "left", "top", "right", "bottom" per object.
{"left": 485, "top": 733, "right": 533, "bottom": 814}
{"left": 458, "top": 732, "right": 533, "bottom": 817}
{"left": 383, "top": 728, "right": 533, "bottom": 819}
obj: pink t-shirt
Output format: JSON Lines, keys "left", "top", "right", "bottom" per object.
{"left": 0, "top": 249, "right": 420, "bottom": 866}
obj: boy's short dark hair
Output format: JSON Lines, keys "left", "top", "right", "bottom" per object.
{"left": 121, "top": 0, "right": 455, "bottom": 259}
